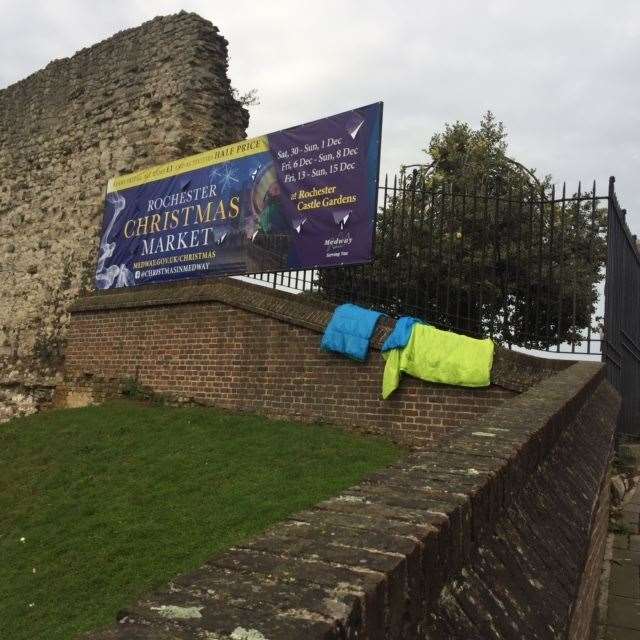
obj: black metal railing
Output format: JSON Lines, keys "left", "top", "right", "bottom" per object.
{"left": 246, "top": 174, "right": 638, "bottom": 435}
{"left": 604, "top": 177, "right": 640, "bottom": 437}
{"left": 249, "top": 174, "right": 608, "bottom": 350}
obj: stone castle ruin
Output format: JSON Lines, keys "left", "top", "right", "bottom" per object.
{"left": 0, "top": 12, "right": 248, "bottom": 419}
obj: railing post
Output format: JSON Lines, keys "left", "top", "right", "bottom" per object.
{"left": 603, "top": 177, "right": 615, "bottom": 368}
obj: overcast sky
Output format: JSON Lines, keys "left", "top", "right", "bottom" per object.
{"left": 1, "top": 0, "right": 639, "bottom": 229}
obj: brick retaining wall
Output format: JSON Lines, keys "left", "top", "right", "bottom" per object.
{"left": 64, "top": 279, "right": 566, "bottom": 447}
{"left": 64, "top": 279, "right": 616, "bottom": 638}
{"left": 79, "top": 359, "right": 619, "bottom": 639}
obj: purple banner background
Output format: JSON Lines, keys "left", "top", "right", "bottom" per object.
{"left": 95, "top": 103, "right": 382, "bottom": 289}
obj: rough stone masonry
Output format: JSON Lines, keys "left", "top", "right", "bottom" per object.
{"left": 0, "top": 12, "right": 248, "bottom": 420}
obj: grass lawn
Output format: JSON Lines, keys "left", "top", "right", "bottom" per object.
{"left": 0, "top": 400, "right": 401, "bottom": 640}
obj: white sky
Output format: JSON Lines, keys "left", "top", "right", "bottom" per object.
{"left": 1, "top": 0, "right": 639, "bottom": 231}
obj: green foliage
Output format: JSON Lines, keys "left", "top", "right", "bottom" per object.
{"left": 609, "top": 517, "right": 635, "bottom": 536}
{"left": 319, "top": 112, "right": 606, "bottom": 349}
{"left": 32, "top": 332, "right": 65, "bottom": 367}
{"left": 0, "top": 401, "right": 401, "bottom": 640}
{"left": 120, "top": 376, "right": 154, "bottom": 402}
{"left": 232, "top": 87, "right": 260, "bottom": 107}
{"left": 416, "top": 111, "right": 550, "bottom": 193}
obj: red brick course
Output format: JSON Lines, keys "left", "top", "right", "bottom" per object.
{"left": 65, "top": 300, "right": 514, "bottom": 447}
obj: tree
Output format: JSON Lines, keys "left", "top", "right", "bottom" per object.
{"left": 318, "top": 112, "right": 606, "bottom": 349}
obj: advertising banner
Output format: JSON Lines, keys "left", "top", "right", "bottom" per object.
{"left": 95, "top": 102, "right": 382, "bottom": 289}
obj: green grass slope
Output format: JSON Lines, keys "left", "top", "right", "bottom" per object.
{"left": 0, "top": 401, "right": 401, "bottom": 640}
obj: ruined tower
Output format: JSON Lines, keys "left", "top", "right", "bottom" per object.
{"left": 0, "top": 12, "right": 248, "bottom": 387}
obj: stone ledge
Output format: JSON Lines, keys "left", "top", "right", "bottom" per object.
{"left": 81, "top": 360, "right": 618, "bottom": 639}
{"left": 70, "top": 277, "right": 568, "bottom": 392}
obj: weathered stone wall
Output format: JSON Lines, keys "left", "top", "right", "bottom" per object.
{"left": 62, "top": 279, "right": 569, "bottom": 447}
{"left": 0, "top": 12, "right": 248, "bottom": 389}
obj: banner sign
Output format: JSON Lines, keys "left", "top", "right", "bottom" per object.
{"left": 95, "top": 102, "right": 383, "bottom": 289}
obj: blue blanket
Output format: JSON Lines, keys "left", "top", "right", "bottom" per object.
{"left": 321, "top": 304, "right": 383, "bottom": 361}
{"left": 381, "top": 316, "right": 422, "bottom": 352}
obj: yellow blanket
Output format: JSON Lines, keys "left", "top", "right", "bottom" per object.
{"left": 382, "top": 324, "right": 494, "bottom": 398}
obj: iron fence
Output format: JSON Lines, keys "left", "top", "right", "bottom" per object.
{"left": 250, "top": 174, "right": 607, "bottom": 350}
{"left": 604, "top": 177, "right": 640, "bottom": 437}
{"left": 246, "top": 174, "right": 638, "bottom": 434}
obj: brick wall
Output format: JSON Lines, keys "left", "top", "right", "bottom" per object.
{"left": 567, "top": 465, "right": 612, "bottom": 639}
{"left": 65, "top": 279, "right": 615, "bottom": 638}
{"left": 82, "top": 359, "right": 620, "bottom": 640}
{"left": 424, "top": 367, "right": 617, "bottom": 639}
{"left": 65, "top": 294, "right": 514, "bottom": 447}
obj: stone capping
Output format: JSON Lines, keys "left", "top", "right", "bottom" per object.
{"left": 82, "top": 360, "right": 613, "bottom": 639}
{"left": 70, "top": 277, "right": 570, "bottom": 391}
{"left": 1, "top": 12, "right": 216, "bottom": 95}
